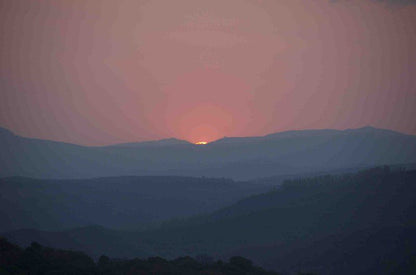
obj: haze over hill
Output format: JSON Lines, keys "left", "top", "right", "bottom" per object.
{"left": 1, "top": 1, "right": 415, "bottom": 274}
{"left": 0, "top": 176, "right": 268, "bottom": 233}
{"left": 5, "top": 168, "right": 416, "bottom": 274}
{"left": 1, "top": 126, "right": 416, "bottom": 180}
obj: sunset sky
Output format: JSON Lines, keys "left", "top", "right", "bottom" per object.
{"left": 1, "top": 0, "right": 415, "bottom": 145}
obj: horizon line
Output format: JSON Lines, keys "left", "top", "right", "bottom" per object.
{"left": 0, "top": 125, "right": 414, "bottom": 147}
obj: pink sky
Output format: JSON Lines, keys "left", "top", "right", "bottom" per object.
{"left": 1, "top": 0, "right": 415, "bottom": 145}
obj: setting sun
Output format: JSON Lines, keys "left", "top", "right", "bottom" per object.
{"left": 195, "top": 141, "right": 208, "bottom": 145}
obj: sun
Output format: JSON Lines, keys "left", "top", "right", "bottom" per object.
{"left": 195, "top": 141, "right": 208, "bottom": 145}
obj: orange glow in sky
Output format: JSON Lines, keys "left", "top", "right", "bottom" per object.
{"left": 195, "top": 141, "right": 208, "bottom": 145}
{"left": 1, "top": 0, "right": 416, "bottom": 146}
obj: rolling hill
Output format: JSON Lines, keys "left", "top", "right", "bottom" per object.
{"left": 0, "top": 176, "right": 267, "bottom": 232}
{"left": 4, "top": 167, "right": 416, "bottom": 274}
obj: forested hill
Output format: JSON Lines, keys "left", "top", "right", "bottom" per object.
{"left": 0, "top": 176, "right": 267, "bottom": 232}
{"left": 4, "top": 167, "right": 416, "bottom": 274}
{"left": 0, "top": 238, "right": 282, "bottom": 275}
{"left": 139, "top": 167, "right": 416, "bottom": 274}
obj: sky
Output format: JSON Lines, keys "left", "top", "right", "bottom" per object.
{"left": 1, "top": 0, "right": 415, "bottom": 145}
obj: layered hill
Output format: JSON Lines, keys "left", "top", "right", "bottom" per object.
{"left": 5, "top": 168, "right": 416, "bottom": 274}
{"left": 0, "top": 176, "right": 267, "bottom": 232}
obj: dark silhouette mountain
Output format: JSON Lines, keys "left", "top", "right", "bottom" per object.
{"left": 5, "top": 168, "right": 416, "bottom": 274}
{"left": 1, "top": 126, "right": 416, "bottom": 179}
{"left": 0, "top": 238, "right": 282, "bottom": 275}
{"left": 0, "top": 176, "right": 267, "bottom": 232}
{"left": 0, "top": 238, "right": 96, "bottom": 274}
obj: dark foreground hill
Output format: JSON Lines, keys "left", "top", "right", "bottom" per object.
{"left": 5, "top": 167, "right": 416, "bottom": 274}
{"left": 1, "top": 125, "right": 416, "bottom": 180}
{"left": 0, "top": 176, "right": 267, "bottom": 232}
{"left": 0, "top": 238, "right": 281, "bottom": 275}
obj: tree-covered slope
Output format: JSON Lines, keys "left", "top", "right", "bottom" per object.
{"left": 0, "top": 238, "right": 281, "bottom": 275}
{"left": 0, "top": 176, "right": 266, "bottom": 232}
{"left": 5, "top": 168, "right": 416, "bottom": 274}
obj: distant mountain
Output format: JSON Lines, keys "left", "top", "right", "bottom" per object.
{"left": 1, "top": 126, "right": 416, "bottom": 179}
{"left": 109, "top": 138, "right": 191, "bottom": 148}
{"left": 5, "top": 168, "right": 416, "bottom": 274}
{"left": 0, "top": 127, "right": 15, "bottom": 137}
{"left": 0, "top": 176, "right": 267, "bottom": 232}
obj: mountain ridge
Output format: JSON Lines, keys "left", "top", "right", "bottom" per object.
{"left": 1, "top": 125, "right": 416, "bottom": 180}
{"left": 1, "top": 125, "right": 414, "bottom": 146}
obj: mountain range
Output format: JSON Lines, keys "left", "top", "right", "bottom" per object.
{"left": 1, "top": 126, "right": 416, "bottom": 180}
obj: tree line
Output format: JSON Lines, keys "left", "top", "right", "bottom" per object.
{"left": 0, "top": 237, "right": 299, "bottom": 275}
